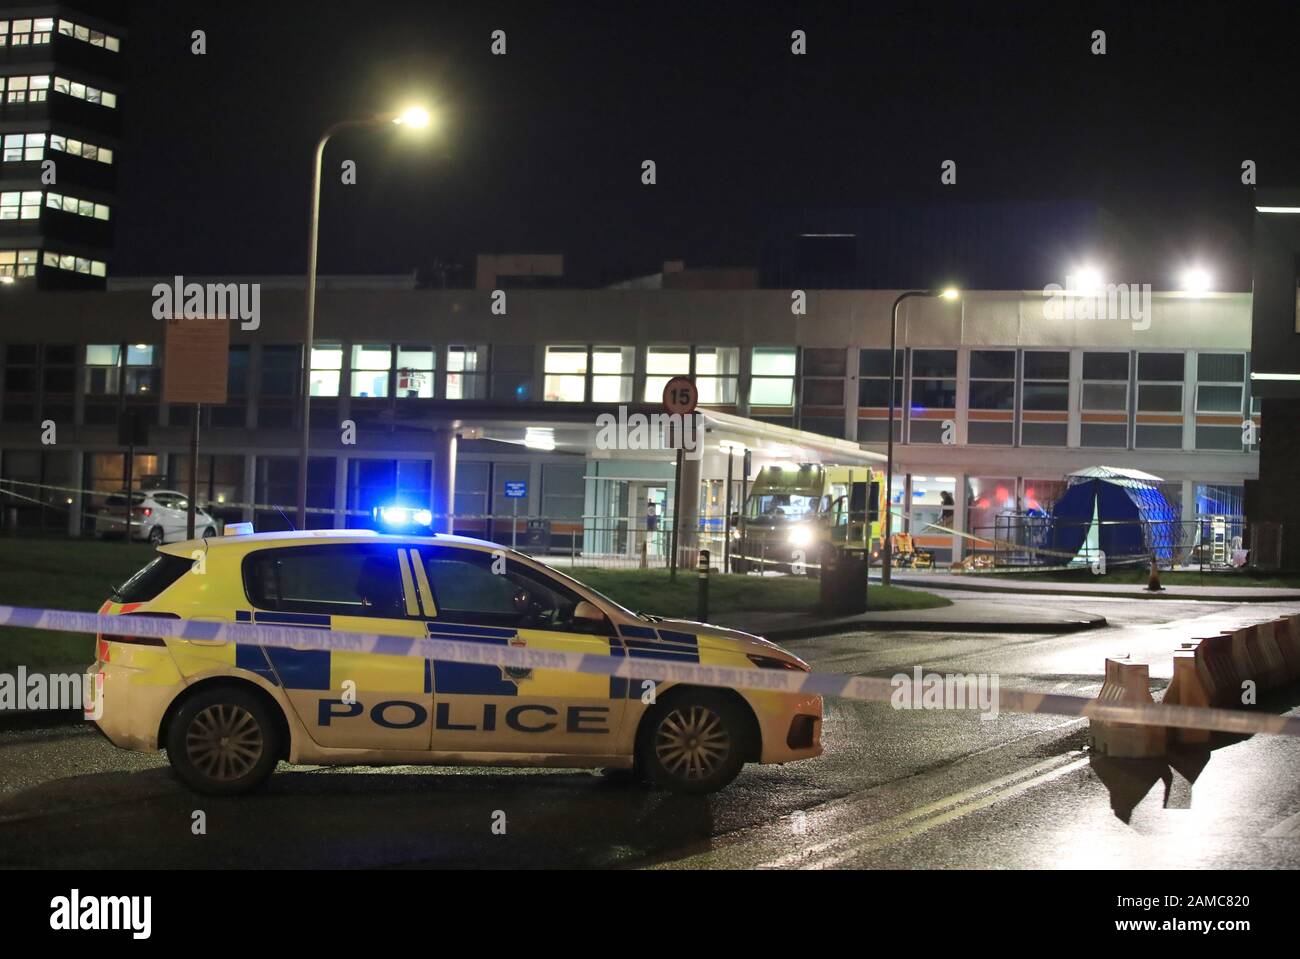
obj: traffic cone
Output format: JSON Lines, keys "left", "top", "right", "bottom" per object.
{"left": 1146, "top": 555, "right": 1164, "bottom": 592}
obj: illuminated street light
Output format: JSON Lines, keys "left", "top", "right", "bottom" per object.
{"left": 391, "top": 106, "right": 432, "bottom": 127}
{"left": 1181, "top": 266, "right": 1213, "bottom": 293}
{"left": 1068, "top": 266, "right": 1104, "bottom": 293}
{"left": 882, "top": 287, "right": 960, "bottom": 586}
{"left": 297, "top": 104, "right": 434, "bottom": 528}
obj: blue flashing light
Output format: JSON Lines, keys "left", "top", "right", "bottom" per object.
{"left": 373, "top": 505, "right": 433, "bottom": 529}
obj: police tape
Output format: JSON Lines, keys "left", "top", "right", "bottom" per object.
{"left": 3, "top": 602, "right": 1300, "bottom": 739}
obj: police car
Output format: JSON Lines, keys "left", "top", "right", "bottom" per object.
{"left": 92, "top": 530, "right": 822, "bottom": 795}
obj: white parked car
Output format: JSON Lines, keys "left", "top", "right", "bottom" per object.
{"left": 94, "top": 489, "right": 218, "bottom": 545}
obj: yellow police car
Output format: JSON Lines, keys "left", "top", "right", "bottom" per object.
{"left": 92, "top": 530, "right": 822, "bottom": 795}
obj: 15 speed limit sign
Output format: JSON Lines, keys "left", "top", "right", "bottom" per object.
{"left": 662, "top": 376, "right": 698, "bottom": 414}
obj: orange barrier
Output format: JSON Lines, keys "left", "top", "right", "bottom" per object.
{"left": 1163, "top": 648, "right": 1212, "bottom": 744}
{"left": 1274, "top": 615, "right": 1300, "bottom": 682}
{"left": 1194, "top": 633, "right": 1239, "bottom": 709}
{"left": 1251, "top": 621, "right": 1290, "bottom": 690}
{"left": 1089, "top": 657, "right": 1167, "bottom": 758}
{"left": 1225, "top": 627, "right": 1262, "bottom": 695}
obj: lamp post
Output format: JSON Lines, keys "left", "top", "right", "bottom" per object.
{"left": 296, "top": 107, "right": 431, "bottom": 529}
{"left": 882, "top": 287, "right": 958, "bottom": 586}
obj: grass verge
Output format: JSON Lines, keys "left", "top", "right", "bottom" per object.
{"left": 0, "top": 538, "right": 951, "bottom": 670}
{"left": 573, "top": 567, "right": 950, "bottom": 621}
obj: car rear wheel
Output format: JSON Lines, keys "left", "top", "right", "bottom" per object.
{"left": 166, "top": 687, "right": 280, "bottom": 795}
{"left": 148, "top": 525, "right": 165, "bottom": 546}
{"left": 637, "top": 690, "right": 748, "bottom": 794}
{"left": 202, "top": 526, "right": 216, "bottom": 538}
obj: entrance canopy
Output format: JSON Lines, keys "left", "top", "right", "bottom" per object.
{"left": 387, "top": 401, "right": 884, "bottom": 471}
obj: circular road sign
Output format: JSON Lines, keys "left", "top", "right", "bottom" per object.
{"left": 662, "top": 376, "right": 699, "bottom": 415}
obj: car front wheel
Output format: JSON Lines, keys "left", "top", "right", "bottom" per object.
{"left": 166, "top": 687, "right": 280, "bottom": 795}
{"left": 637, "top": 691, "right": 748, "bottom": 794}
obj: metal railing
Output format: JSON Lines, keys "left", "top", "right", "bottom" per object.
{"left": 962, "top": 514, "right": 1280, "bottom": 571}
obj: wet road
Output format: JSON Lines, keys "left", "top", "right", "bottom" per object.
{"left": 2, "top": 592, "right": 1299, "bottom": 868}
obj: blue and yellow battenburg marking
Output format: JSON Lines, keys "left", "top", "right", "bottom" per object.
{"left": 227, "top": 611, "right": 704, "bottom": 703}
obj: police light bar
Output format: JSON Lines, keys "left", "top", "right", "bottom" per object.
{"left": 373, "top": 505, "right": 433, "bottom": 528}
{"left": 224, "top": 522, "right": 254, "bottom": 536}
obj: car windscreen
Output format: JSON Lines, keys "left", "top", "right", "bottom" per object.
{"left": 746, "top": 493, "right": 818, "bottom": 519}
{"left": 112, "top": 554, "right": 195, "bottom": 603}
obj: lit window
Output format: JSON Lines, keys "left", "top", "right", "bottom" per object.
{"left": 644, "top": 346, "right": 690, "bottom": 401}
{"left": 750, "top": 347, "right": 796, "bottom": 406}
{"left": 544, "top": 346, "right": 587, "bottom": 402}
{"left": 695, "top": 346, "right": 739, "bottom": 404}
{"left": 395, "top": 346, "right": 434, "bottom": 398}
{"left": 446, "top": 345, "right": 487, "bottom": 399}
{"left": 309, "top": 344, "right": 343, "bottom": 396}
{"left": 591, "top": 346, "right": 633, "bottom": 403}
{"left": 0, "top": 191, "right": 42, "bottom": 219}
{"left": 1, "top": 134, "right": 45, "bottom": 163}
{"left": 350, "top": 344, "right": 392, "bottom": 398}
{"left": 0, "top": 249, "right": 38, "bottom": 279}
{"left": 84, "top": 344, "right": 120, "bottom": 395}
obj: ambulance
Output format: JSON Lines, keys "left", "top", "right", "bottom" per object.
{"left": 729, "top": 464, "right": 881, "bottom": 574}
{"left": 91, "top": 529, "right": 822, "bottom": 795}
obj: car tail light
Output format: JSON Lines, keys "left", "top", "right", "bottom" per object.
{"left": 747, "top": 653, "right": 810, "bottom": 672}
{"left": 99, "top": 611, "right": 179, "bottom": 649}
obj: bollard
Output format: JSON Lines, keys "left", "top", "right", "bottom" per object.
{"left": 696, "top": 548, "right": 710, "bottom": 623}
{"left": 1089, "top": 657, "right": 1167, "bottom": 758}
{"left": 639, "top": 536, "right": 648, "bottom": 570}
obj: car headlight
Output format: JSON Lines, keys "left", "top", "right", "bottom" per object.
{"left": 787, "top": 525, "right": 812, "bottom": 547}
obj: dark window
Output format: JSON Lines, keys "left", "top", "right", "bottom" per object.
{"left": 969, "top": 381, "right": 1015, "bottom": 410}
{"left": 243, "top": 544, "right": 409, "bottom": 619}
{"left": 1022, "top": 383, "right": 1069, "bottom": 411}
{"left": 228, "top": 345, "right": 249, "bottom": 395}
{"left": 112, "top": 554, "right": 194, "bottom": 604}
{"left": 1023, "top": 351, "right": 1069, "bottom": 380}
{"left": 260, "top": 346, "right": 300, "bottom": 396}
{"left": 970, "top": 350, "right": 1015, "bottom": 379}
{"left": 802, "top": 378, "right": 843, "bottom": 405}
{"left": 802, "top": 347, "right": 845, "bottom": 377}
{"left": 1138, "top": 384, "right": 1183, "bottom": 412}
{"left": 858, "top": 349, "right": 902, "bottom": 378}
{"left": 1083, "top": 352, "right": 1129, "bottom": 380}
{"left": 858, "top": 379, "right": 901, "bottom": 407}
{"left": 1138, "top": 352, "right": 1184, "bottom": 382}
{"left": 912, "top": 350, "right": 957, "bottom": 378}
{"left": 912, "top": 379, "right": 957, "bottom": 408}
{"left": 1197, "top": 353, "right": 1245, "bottom": 382}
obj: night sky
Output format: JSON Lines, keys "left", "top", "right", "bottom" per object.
{"left": 104, "top": 0, "right": 1300, "bottom": 289}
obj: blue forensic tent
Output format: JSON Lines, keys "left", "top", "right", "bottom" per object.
{"left": 1047, "top": 467, "right": 1179, "bottom": 565}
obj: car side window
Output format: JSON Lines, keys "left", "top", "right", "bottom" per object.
{"left": 243, "top": 544, "right": 411, "bottom": 618}
{"left": 152, "top": 493, "right": 175, "bottom": 509}
{"left": 417, "top": 547, "right": 588, "bottom": 632}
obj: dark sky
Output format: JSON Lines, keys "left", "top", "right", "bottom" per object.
{"left": 107, "top": 0, "right": 1300, "bottom": 289}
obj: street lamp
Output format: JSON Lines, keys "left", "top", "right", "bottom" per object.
{"left": 882, "top": 287, "right": 959, "bottom": 586}
{"left": 297, "top": 106, "right": 433, "bottom": 528}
